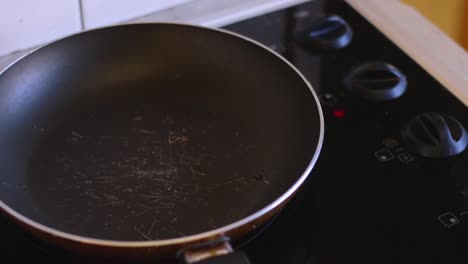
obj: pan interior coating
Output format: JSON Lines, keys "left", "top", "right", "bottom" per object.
{"left": 0, "top": 24, "right": 321, "bottom": 241}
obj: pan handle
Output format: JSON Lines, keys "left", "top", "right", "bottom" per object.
{"left": 180, "top": 237, "right": 251, "bottom": 264}
{"left": 193, "top": 252, "right": 251, "bottom": 264}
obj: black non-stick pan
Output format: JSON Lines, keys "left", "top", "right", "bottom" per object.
{"left": 0, "top": 23, "right": 323, "bottom": 263}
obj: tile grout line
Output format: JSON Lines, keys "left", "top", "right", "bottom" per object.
{"left": 78, "top": 0, "right": 85, "bottom": 30}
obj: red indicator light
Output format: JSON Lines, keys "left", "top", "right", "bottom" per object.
{"left": 333, "top": 109, "right": 345, "bottom": 118}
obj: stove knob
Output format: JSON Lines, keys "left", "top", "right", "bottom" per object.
{"left": 402, "top": 113, "right": 468, "bottom": 158}
{"left": 297, "top": 15, "right": 353, "bottom": 50}
{"left": 344, "top": 62, "right": 407, "bottom": 101}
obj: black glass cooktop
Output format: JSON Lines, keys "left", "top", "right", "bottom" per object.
{"left": 2, "top": 0, "right": 467, "bottom": 263}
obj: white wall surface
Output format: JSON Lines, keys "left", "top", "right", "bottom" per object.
{"left": 0, "top": 0, "right": 305, "bottom": 58}
{"left": 81, "top": 0, "right": 192, "bottom": 29}
{"left": 0, "top": 0, "right": 192, "bottom": 56}
{"left": 0, "top": 0, "right": 81, "bottom": 56}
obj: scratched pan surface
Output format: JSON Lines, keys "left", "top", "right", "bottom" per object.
{"left": 0, "top": 24, "right": 321, "bottom": 241}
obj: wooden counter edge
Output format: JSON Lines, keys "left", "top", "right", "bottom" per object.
{"left": 345, "top": 0, "right": 468, "bottom": 106}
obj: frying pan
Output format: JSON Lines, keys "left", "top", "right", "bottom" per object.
{"left": 0, "top": 23, "right": 323, "bottom": 263}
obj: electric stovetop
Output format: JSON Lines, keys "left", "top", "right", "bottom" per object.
{"left": 2, "top": 0, "right": 467, "bottom": 263}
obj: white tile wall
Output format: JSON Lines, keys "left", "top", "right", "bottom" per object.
{"left": 0, "top": 0, "right": 193, "bottom": 57}
{"left": 80, "top": 0, "right": 192, "bottom": 29}
{"left": 0, "top": 0, "right": 302, "bottom": 58}
{"left": 0, "top": 0, "right": 81, "bottom": 56}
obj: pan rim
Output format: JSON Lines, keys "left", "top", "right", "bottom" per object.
{"left": 0, "top": 22, "right": 324, "bottom": 248}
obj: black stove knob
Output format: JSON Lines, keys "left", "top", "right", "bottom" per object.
{"left": 402, "top": 113, "right": 468, "bottom": 158}
{"left": 297, "top": 15, "right": 353, "bottom": 50}
{"left": 344, "top": 62, "right": 407, "bottom": 102}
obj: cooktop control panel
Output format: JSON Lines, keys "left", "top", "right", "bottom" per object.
{"left": 225, "top": 1, "right": 468, "bottom": 263}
